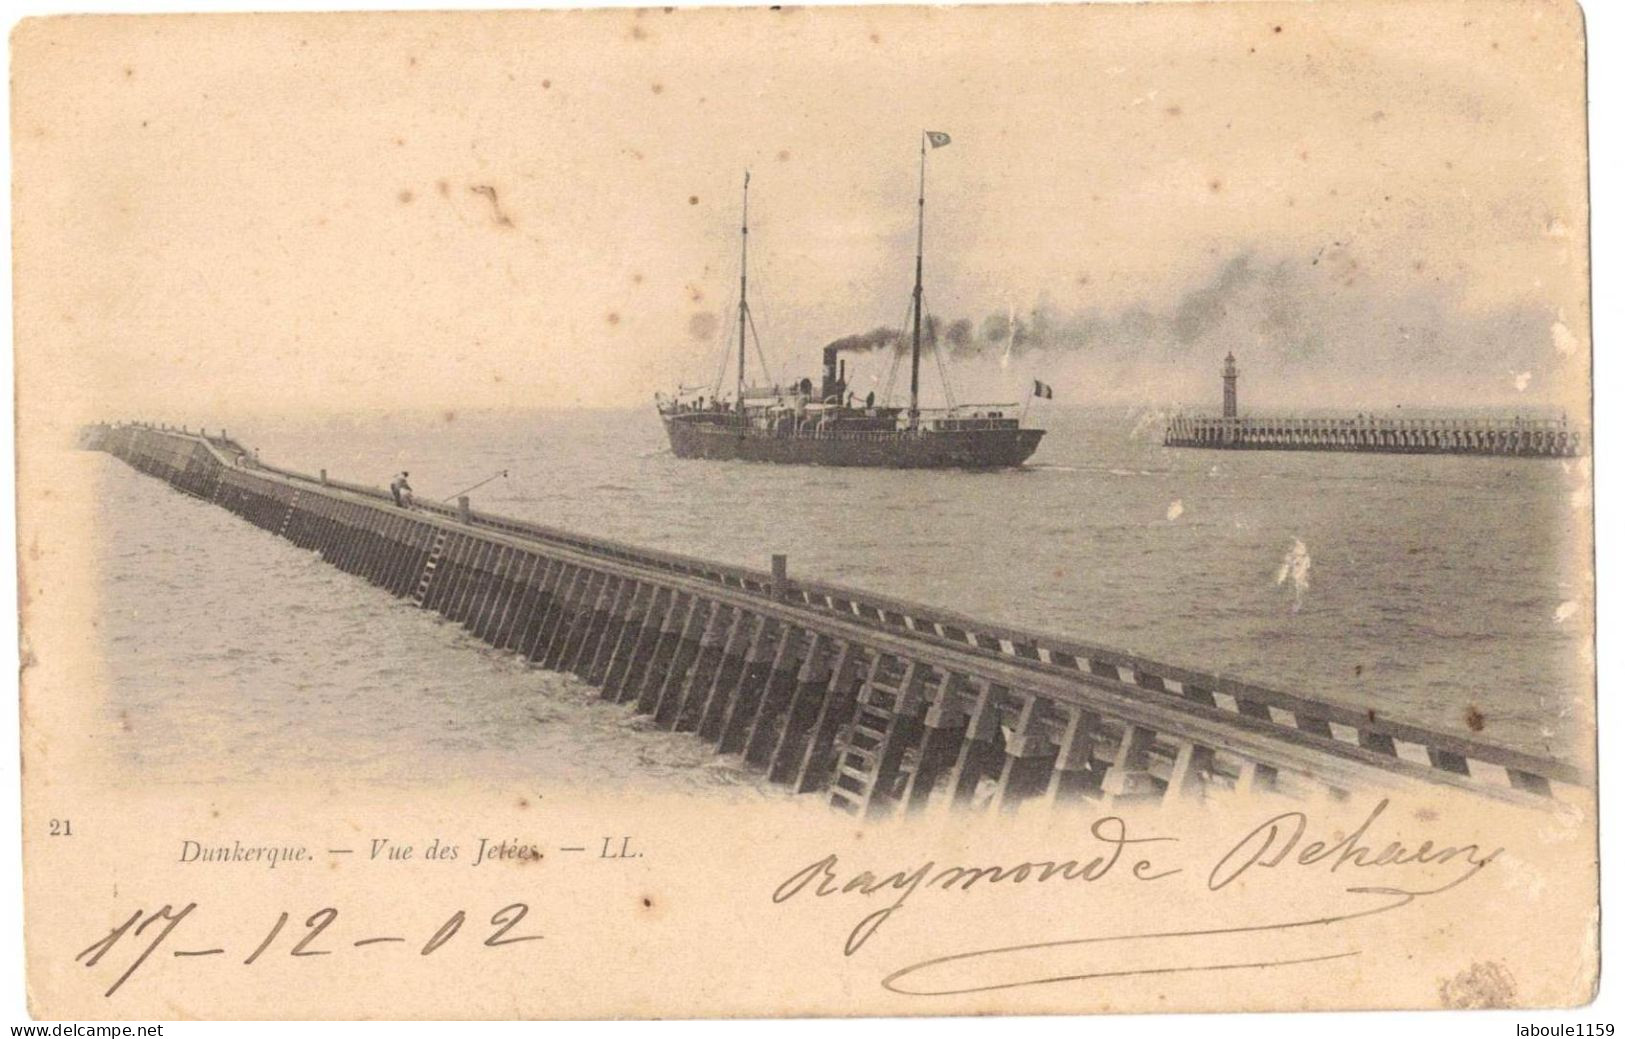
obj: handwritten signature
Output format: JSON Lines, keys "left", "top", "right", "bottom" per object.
{"left": 772, "top": 799, "right": 1503, "bottom": 995}
{"left": 774, "top": 815, "right": 1178, "bottom": 956}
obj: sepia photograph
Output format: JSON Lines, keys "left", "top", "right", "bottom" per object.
{"left": 8, "top": 0, "right": 1607, "bottom": 1024}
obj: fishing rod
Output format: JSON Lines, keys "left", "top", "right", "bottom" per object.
{"left": 442, "top": 469, "right": 509, "bottom": 502}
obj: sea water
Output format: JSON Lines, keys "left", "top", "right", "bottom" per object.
{"left": 95, "top": 405, "right": 1592, "bottom": 788}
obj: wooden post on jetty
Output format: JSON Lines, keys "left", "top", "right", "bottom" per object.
{"left": 771, "top": 554, "right": 788, "bottom": 601}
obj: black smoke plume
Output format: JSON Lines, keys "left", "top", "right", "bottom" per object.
{"left": 830, "top": 251, "right": 1551, "bottom": 380}
{"left": 824, "top": 327, "right": 902, "bottom": 354}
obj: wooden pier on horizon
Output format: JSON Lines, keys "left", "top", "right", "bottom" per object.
{"left": 1165, "top": 353, "right": 1585, "bottom": 457}
{"left": 82, "top": 421, "right": 1587, "bottom": 816}
{"left": 1165, "top": 412, "right": 1584, "bottom": 457}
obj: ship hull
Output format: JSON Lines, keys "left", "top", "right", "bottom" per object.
{"left": 661, "top": 416, "right": 1044, "bottom": 469}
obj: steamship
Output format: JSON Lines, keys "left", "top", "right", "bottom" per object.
{"left": 656, "top": 135, "right": 1046, "bottom": 469}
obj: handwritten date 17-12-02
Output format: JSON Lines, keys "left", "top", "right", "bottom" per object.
{"left": 76, "top": 901, "right": 544, "bottom": 998}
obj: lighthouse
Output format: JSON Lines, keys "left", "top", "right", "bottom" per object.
{"left": 1222, "top": 352, "right": 1239, "bottom": 419}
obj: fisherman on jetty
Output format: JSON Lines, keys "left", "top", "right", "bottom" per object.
{"left": 390, "top": 471, "right": 414, "bottom": 508}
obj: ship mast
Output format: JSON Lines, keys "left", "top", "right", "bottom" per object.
{"left": 909, "top": 136, "right": 926, "bottom": 428}
{"left": 737, "top": 170, "right": 750, "bottom": 406}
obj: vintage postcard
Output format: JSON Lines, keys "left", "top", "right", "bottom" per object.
{"left": 12, "top": 0, "right": 1597, "bottom": 1020}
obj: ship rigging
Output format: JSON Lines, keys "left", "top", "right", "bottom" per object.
{"left": 656, "top": 133, "right": 1047, "bottom": 469}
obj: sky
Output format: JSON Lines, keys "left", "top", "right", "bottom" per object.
{"left": 13, "top": 1, "right": 1591, "bottom": 425}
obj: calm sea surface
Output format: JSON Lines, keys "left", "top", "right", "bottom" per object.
{"left": 98, "top": 405, "right": 1592, "bottom": 787}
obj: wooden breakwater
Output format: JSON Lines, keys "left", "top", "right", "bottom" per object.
{"left": 1164, "top": 414, "right": 1584, "bottom": 457}
{"left": 83, "top": 421, "right": 1587, "bottom": 815}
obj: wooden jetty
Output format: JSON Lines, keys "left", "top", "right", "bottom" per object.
{"left": 1165, "top": 354, "right": 1585, "bottom": 457}
{"left": 83, "top": 421, "right": 1587, "bottom": 815}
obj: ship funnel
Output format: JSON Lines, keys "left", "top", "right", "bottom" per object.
{"left": 821, "top": 345, "right": 846, "bottom": 403}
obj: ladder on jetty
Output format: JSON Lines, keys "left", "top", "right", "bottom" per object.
{"left": 82, "top": 421, "right": 1590, "bottom": 815}
{"left": 829, "top": 656, "right": 919, "bottom": 818}
{"left": 413, "top": 530, "right": 450, "bottom": 606}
